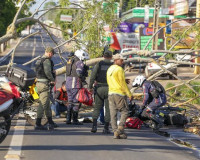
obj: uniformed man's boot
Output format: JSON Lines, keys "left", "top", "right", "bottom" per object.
{"left": 102, "top": 122, "right": 111, "bottom": 134}
{"left": 66, "top": 110, "right": 72, "bottom": 124}
{"left": 72, "top": 112, "right": 83, "bottom": 125}
{"left": 47, "top": 117, "right": 57, "bottom": 130}
{"left": 35, "top": 118, "right": 47, "bottom": 130}
{"left": 118, "top": 126, "right": 127, "bottom": 139}
{"left": 91, "top": 119, "right": 97, "bottom": 133}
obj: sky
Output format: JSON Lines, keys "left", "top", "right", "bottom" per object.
{"left": 30, "top": 0, "right": 59, "bottom": 13}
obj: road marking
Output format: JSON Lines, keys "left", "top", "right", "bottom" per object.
{"left": 4, "top": 119, "right": 26, "bottom": 160}
{"left": 31, "top": 36, "right": 36, "bottom": 68}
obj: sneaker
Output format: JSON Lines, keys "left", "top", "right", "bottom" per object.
{"left": 34, "top": 125, "right": 48, "bottom": 130}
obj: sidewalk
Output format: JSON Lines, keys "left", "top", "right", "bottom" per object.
{"left": 160, "top": 127, "right": 200, "bottom": 158}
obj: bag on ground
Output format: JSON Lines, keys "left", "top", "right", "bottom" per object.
{"left": 125, "top": 117, "right": 143, "bottom": 129}
{"left": 165, "top": 112, "right": 188, "bottom": 126}
{"left": 76, "top": 88, "right": 93, "bottom": 106}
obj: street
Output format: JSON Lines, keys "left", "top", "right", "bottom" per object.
{"left": 0, "top": 32, "right": 199, "bottom": 160}
{"left": 0, "top": 118, "right": 199, "bottom": 160}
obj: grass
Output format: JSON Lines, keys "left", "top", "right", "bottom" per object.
{"left": 166, "top": 81, "right": 200, "bottom": 104}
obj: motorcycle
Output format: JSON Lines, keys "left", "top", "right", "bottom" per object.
{"left": 128, "top": 102, "right": 187, "bottom": 130}
{"left": 0, "top": 76, "right": 48, "bottom": 143}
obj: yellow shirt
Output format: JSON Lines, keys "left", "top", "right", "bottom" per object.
{"left": 107, "top": 65, "right": 132, "bottom": 97}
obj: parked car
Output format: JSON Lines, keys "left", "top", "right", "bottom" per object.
{"left": 21, "top": 30, "right": 29, "bottom": 36}
{"left": 175, "top": 53, "right": 194, "bottom": 67}
{"left": 145, "top": 56, "right": 177, "bottom": 80}
{"left": 120, "top": 48, "right": 147, "bottom": 72}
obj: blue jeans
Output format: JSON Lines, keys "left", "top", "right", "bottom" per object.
{"left": 51, "top": 101, "right": 67, "bottom": 116}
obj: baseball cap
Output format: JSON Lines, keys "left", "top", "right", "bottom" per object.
{"left": 103, "top": 50, "right": 113, "bottom": 57}
{"left": 45, "top": 47, "right": 55, "bottom": 55}
{"left": 113, "top": 54, "right": 125, "bottom": 60}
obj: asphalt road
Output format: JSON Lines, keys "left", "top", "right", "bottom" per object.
{"left": 0, "top": 32, "right": 199, "bottom": 160}
{"left": 0, "top": 119, "right": 199, "bottom": 160}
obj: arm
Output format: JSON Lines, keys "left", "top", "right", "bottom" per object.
{"left": 76, "top": 60, "right": 84, "bottom": 77}
{"left": 54, "top": 91, "right": 60, "bottom": 100}
{"left": 118, "top": 68, "right": 132, "bottom": 98}
{"left": 142, "top": 84, "right": 149, "bottom": 106}
{"left": 43, "top": 59, "right": 55, "bottom": 82}
{"left": 89, "top": 63, "right": 99, "bottom": 89}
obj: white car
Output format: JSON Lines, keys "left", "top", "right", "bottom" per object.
{"left": 145, "top": 56, "right": 177, "bottom": 79}
{"left": 21, "top": 30, "right": 29, "bottom": 36}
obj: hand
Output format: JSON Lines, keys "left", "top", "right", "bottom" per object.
{"left": 50, "top": 81, "right": 55, "bottom": 86}
{"left": 129, "top": 96, "right": 133, "bottom": 101}
{"left": 89, "top": 89, "right": 93, "bottom": 94}
{"left": 140, "top": 105, "right": 145, "bottom": 110}
{"left": 125, "top": 79, "right": 130, "bottom": 84}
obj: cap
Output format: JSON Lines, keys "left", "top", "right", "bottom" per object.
{"left": 113, "top": 54, "right": 125, "bottom": 60}
{"left": 45, "top": 47, "right": 55, "bottom": 54}
{"left": 103, "top": 50, "right": 113, "bottom": 57}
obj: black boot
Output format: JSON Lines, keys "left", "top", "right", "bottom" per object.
{"left": 91, "top": 119, "right": 97, "bottom": 133}
{"left": 35, "top": 118, "right": 47, "bottom": 130}
{"left": 47, "top": 117, "right": 57, "bottom": 130}
{"left": 66, "top": 109, "right": 72, "bottom": 124}
{"left": 149, "top": 114, "right": 164, "bottom": 130}
{"left": 72, "top": 112, "right": 83, "bottom": 125}
{"left": 102, "top": 122, "right": 111, "bottom": 134}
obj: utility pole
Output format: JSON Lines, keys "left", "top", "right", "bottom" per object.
{"left": 194, "top": 0, "right": 200, "bottom": 74}
{"left": 152, "top": 0, "right": 161, "bottom": 51}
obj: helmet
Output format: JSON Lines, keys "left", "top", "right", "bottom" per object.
{"left": 132, "top": 75, "right": 146, "bottom": 87}
{"left": 74, "top": 50, "right": 90, "bottom": 61}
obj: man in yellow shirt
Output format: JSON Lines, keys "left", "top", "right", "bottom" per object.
{"left": 107, "top": 54, "right": 133, "bottom": 139}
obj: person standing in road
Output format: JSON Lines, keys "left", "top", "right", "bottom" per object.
{"left": 65, "top": 51, "right": 88, "bottom": 125}
{"left": 89, "top": 50, "right": 113, "bottom": 134}
{"left": 35, "top": 47, "right": 57, "bottom": 130}
{"left": 51, "top": 81, "right": 68, "bottom": 118}
{"left": 107, "top": 54, "right": 133, "bottom": 139}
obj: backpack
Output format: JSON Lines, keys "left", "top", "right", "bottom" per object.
{"left": 150, "top": 81, "right": 165, "bottom": 98}
{"left": 125, "top": 117, "right": 143, "bottom": 129}
{"left": 165, "top": 112, "right": 188, "bottom": 127}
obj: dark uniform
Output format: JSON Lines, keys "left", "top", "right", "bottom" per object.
{"left": 141, "top": 80, "right": 166, "bottom": 125}
{"left": 89, "top": 51, "right": 113, "bottom": 133}
{"left": 35, "top": 47, "right": 56, "bottom": 130}
{"left": 65, "top": 55, "right": 85, "bottom": 124}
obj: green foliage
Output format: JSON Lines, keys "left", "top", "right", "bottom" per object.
{"left": 166, "top": 81, "right": 200, "bottom": 104}
{"left": 43, "top": 1, "right": 58, "bottom": 21}
{"left": 0, "top": 0, "right": 17, "bottom": 36}
{"left": 123, "top": 0, "right": 155, "bottom": 12}
{"left": 56, "top": 0, "right": 120, "bottom": 58}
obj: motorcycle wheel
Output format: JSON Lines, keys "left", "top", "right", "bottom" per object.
{"left": 0, "top": 114, "right": 11, "bottom": 143}
{"left": 25, "top": 115, "right": 48, "bottom": 126}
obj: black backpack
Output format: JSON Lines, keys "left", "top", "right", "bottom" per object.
{"left": 150, "top": 81, "right": 165, "bottom": 98}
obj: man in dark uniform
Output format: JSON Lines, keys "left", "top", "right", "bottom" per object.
{"left": 132, "top": 75, "right": 167, "bottom": 127}
{"left": 65, "top": 51, "right": 87, "bottom": 125}
{"left": 89, "top": 50, "right": 113, "bottom": 134}
{"left": 35, "top": 47, "right": 57, "bottom": 130}
{"left": 51, "top": 81, "right": 68, "bottom": 118}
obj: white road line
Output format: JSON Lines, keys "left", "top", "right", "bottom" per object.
{"left": 31, "top": 36, "right": 36, "bottom": 68}
{"left": 4, "top": 119, "right": 26, "bottom": 160}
